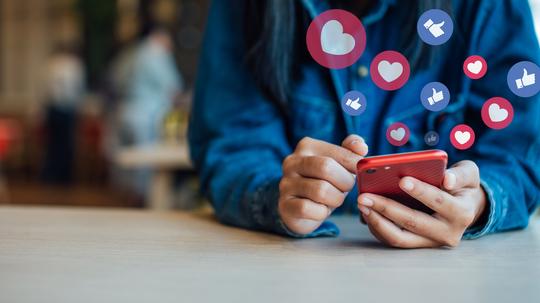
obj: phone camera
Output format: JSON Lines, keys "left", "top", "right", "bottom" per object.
{"left": 366, "top": 168, "right": 377, "bottom": 174}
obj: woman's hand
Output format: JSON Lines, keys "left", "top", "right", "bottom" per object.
{"left": 358, "top": 160, "right": 487, "bottom": 248}
{"left": 279, "top": 135, "right": 368, "bottom": 235}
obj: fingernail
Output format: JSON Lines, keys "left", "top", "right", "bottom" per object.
{"left": 351, "top": 140, "right": 360, "bottom": 145}
{"left": 359, "top": 196, "right": 374, "bottom": 207}
{"left": 401, "top": 179, "right": 414, "bottom": 191}
{"left": 359, "top": 206, "right": 371, "bottom": 216}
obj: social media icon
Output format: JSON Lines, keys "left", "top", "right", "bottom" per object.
{"left": 370, "top": 51, "right": 410, "bottom": 91}
{"left": 386, "top": 122, "right": 410, "bottom": 146}
{"left": 417, "top": 9, "right": 453, "bottom": 45}
{"left": 507, "top": 61, "right": 540, "bottom": 97}
{"left": 306, "top": 9, "right": 366, "bottom": 69}
{"left": 463, "top": 55, "right": 487, "bottom": 79}
{"left": 420, "top": 82, "right": 450, "bottom": 111}
{"left": 424, "top": 131, "right": 440, "bottom": 146}
{"left": 515, "top": 69, "right": 535, "bottom": 89}
{"left": 450, "top": 124, "right": 475, "bottom": 150}
{"left": 423, "top": 19, "right": 445, "bottom": 38}
{"left": 481, "top": 97, "right": 514, "bottom": 130}
{"left": 341, "top": 91, "right": 367, "bottom": 116}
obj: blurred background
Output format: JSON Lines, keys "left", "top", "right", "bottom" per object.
{"left": 0, "top": 0, "right": 538, "bottom": 210}
{"left": 0, "top": 0, "right": 208, "bottom": 209}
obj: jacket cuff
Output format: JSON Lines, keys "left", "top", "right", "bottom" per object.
{"left": 251, "top": 178, "right": 340, "bottom": 238}
{"left": 462, "top": 175, "right": 508, "bottom": 239}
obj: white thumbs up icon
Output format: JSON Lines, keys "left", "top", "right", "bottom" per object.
{"left": 515, "top": 68, "right": 536, "bottom": 89}
{"left": 427, "top": 88, "right": 444, "bottom": 105}
{"left": 345, "top": 97, "right": 362, "bottom": 110}
{"left": 423, "top": 19, "right": 445, "bottom": 38}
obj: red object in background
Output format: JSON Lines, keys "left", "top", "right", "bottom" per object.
{"left": 0, "top": 119, "right": 20, "bottom": 159}
{"left": 357, "top": 150, "right": 448, "bottom": 213}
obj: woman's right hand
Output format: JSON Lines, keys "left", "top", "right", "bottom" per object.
{"left": 279, "top": 135, "right": 368, "bottom": 235}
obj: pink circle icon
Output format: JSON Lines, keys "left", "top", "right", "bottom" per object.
{"left": 386, "top": 122, "right": 410, "bottom": 146}
{"left": 370, "top": 51, "right": 410, "bottom": 91}
{"left": 481, "top": 97, "right": 514, "bottom": 130}
{"left": 450, "top": 124, "right": 475, "bottom": 150}
{"left": 463, "top": 55, "right": 487, "bottom": 79}
{"left": 306, "top": 9, "right": 366, "bottom": 69}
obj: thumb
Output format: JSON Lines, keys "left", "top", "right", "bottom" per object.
{"left": 443, "top": 160, "right": 480, "bottom": 191}
{"left": 432, "top": 88, "right": 437, "bottom": 95}
{"left": 435, "top": 21, "right": 445, "bottom": 27}
{"left": 523, "top": 68, "right": 529, "bottom": 77}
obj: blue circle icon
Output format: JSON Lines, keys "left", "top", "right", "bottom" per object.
{"left": 507, "top": 61, "right": 540, "bottom": 98}
{"left": 417, "top": 9, "right": 453, "bottom": 45}
{"left": 424, "top": 131, "right": 440, "bottom": 146}
{"left": 420, "top": 82, "right": 450, "bottom": 112}
{"left": 341, "top": 91, "right": 367, "bottom": 116}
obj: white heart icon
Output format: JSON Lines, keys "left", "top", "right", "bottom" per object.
{"left": 320, "top": 20, "right": 355, "bottom": 56}
{"left": 488, "top": 103, "right": 508, "bottom": 122}
{"left": 454, "top": 131, "right": 471, "bottom": 145}
{"left": 467, "top": 60, "right": 483, "bottom": 74}
{"left": 390, "top": 127, "right": 406, "bottom": 141}
{"left": 378, "top": 60, "right": 403, "bottom": 83}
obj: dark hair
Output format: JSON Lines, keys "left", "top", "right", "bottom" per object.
{"left": 245, "top": 0, "right": 453, "bottom": 104}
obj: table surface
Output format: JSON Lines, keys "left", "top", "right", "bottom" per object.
{"left": 114, "top": 142, "right": 191, "bottom": 169}
{"left": 1, "top": 206, "right": 539, "bottom": 303}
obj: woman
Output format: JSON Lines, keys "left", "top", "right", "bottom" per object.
{"left": 189, "top": 0, "right": 540, "bottom": 248}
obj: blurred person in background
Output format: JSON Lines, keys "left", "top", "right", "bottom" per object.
{"left": 42, "top": 45, "right": 86, "bottom": 184}
{"left": 112, "top": 26, "right": 184, "bottom": 198}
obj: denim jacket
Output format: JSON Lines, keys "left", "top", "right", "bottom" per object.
{"left": 189, "top": 0, "right": 540, "bottom": 238}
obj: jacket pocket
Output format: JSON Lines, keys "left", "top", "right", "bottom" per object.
{"left": 288, "top": 93, "right": 337, "bottom": 143}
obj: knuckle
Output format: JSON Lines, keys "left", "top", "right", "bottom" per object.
{"left": 282, "top": 155, "right": 295, "bottom": 173}
{"left": 403, "top": 216, "right": 418, "bottom": 231}
{"left": 377, "top": 203, "right": 388, "bottom": 215}
{"left": 313, "top": 181, "right": 330, "bottom": 201}
{"left": 296, "top": 137, "right": 313, "bottom": 152}
{"left": 317, "top": 157, "right": 334, "bottom": 175}
{"left": 434, "top": 192, "right": 445, "bottom": 205}
{"left": 297, "top": 200, "right": 311, "bottom": 218}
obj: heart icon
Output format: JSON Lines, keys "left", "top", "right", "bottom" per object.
{"left": 488, "top": 103, "right": 508, "bottom": 122}
{"left": 467, "top": 60, "right": 483, "bottom": 74}
{"left": 390, "top": 127, "right": 406, "bottom": 141}
{"left": 320, "top": 20, "right": 355, "bottom": 56}
{"left": 454, "top": 131, "right": 471, "bottom": 145}
{"left": 378, "top": 60, "right": 403, "bottom": 83}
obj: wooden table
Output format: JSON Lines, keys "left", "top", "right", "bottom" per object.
{"left": 1, "top": 206, "right": 539, "bottom": 303}
{"left": 114, "top": 142, "right": 192, "bottom": 210}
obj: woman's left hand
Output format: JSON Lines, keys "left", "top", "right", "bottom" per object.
{"left": 357, "top": 160, "right": 487, "bottom": 248}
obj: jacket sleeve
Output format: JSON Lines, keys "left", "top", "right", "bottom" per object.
{"left": 188, "top": 0, "right": 339, "bottom": 237}
{"left": 458, "top": 0, "right": 540, "bottom": 239}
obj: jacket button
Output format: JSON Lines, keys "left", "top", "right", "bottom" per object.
{"left": 357, "top": 65, "right": 369, "bottom": 78}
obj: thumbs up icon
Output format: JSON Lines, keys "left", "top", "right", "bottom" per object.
{"left": 345, "top": 97, "right": 362, "bottom": 110}
{"left": 427, "top": 88, "right": 444, "bottom": 105}
{"left": 515, "top": 68, "right": 536, "bottom": 89}
{"left": 423, "top": 19, "right": 445, "bottom": 38}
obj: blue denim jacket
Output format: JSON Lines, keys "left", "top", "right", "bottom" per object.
{"left": 189, "top": 0, "right": 540, "bottom": 238}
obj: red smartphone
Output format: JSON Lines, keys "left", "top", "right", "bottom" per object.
{"left": 356, "top": 149, "right": 448, "bottom": 213}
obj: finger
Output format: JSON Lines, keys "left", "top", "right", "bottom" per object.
{"left": 361, "top": 209, "right": 439, "bottom": 248}
{"left": 279, "top": 197, "right": 329, "bottom": 221}
{"left": 443, "top": 160, "right": 480, "bottom": 191}
{"left": 358, "top": 193, "right": 448, "bottom": 242}
{"left": 400, "top": 176, "right": 459, "bottom": 220}
{"left": 341, "top": 134, "right": 369, "bottom": 156}
{"left": 296, "top": 137, "right": 363, "bottom": 173}
{"left": 284, "top": 155, "right": 355, "bottom": 192}
{"left": 281, "top": 178, "right": 345, "bottom": 208}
